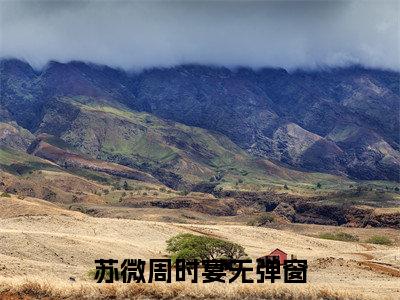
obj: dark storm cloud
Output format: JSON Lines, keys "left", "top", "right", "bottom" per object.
{"left": 0, "top": 0, "right": 399, "bottom": 70}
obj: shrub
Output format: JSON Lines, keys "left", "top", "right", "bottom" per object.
{"left": 215, "top": 172, "right": 224, "bottom": 181}
{"left": 366, "top": 235, "right": 393, "bottom": 245}
{"left": 1, "top": 192, "right": 11, "bottom": 197}
{"left": 179, "top": 189, "right": 190, "bottom": 196}
{"left": 123, "top": 181, "right": 130, "bottom": 190}
{"left": 247, "top": 213, "right": 275, "bottom": 226}
{"left": 166, "top": 233, "right": 247, "bottom": 263}
{"left": 213, "top": 186, "right": 223, "bottom": 198}
{"left": 318, "top": 232, "right": 359, "bottom": 242}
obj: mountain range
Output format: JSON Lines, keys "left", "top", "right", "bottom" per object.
{"left": 1, "top": 58, "right": 399, "bottom": 187}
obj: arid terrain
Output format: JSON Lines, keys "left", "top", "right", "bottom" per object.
{"left": 0, "top": 194, "right": 399, "bottom": 299}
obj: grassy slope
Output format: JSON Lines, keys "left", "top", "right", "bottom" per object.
{"left": 58, "top": 99, "right": 364, "bottom": 191}
{"left": 0, "top": 147, "right": 59, "bottom": 175}
{"left": 1, "top": 98, "right": 398, "bottom": 199}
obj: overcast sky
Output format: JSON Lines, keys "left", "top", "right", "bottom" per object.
{"left": 0, "top": 0, "right": 399, "bottom": 70}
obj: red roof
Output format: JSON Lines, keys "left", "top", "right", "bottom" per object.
{"left": 257, "top": 248, "right": 287, "bottom": 259}
{"left": 256, "top": 248, "right": 288, "bottom": 265}
{"left": 269, "top": 248, "right": 287, "bottom": 256}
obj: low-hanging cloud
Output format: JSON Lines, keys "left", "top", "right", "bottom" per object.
{"left": 0, "top": 0, "right": 399, "bottom": 71}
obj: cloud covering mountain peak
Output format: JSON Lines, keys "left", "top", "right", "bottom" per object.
{"left": 1, "top": 0, "right": 399, "bottom": 70}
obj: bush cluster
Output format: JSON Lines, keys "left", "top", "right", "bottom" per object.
{"left": 318, "top": 232, "right": 359, "bottom": 242}
{"left": 166, "top": 233, "right": 247, "bottom": 263}
{"left": 366, "top": 235, "right": 393, "bottom": 245}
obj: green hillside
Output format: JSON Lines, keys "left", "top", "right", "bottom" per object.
{"left": 31, "top": 98, "right": 357, "bottom": 191}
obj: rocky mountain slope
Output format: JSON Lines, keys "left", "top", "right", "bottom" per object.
{"left": 1, "top": 58, "right": 399, "bottom": 181}
{"left": 0, "top": 104, "right": 327, "bottom": 190}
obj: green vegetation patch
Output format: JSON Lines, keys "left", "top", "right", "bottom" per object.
{"left": 166, "top": 233, "right": 248, "bottom": 263}
{"left": 365, "top": 235, "right": 393, "bottom": 246}
{"left": 131, "top": 134, "right": 177, "bottom": 162}
{"left": 318, "top": 232, "right": 359, "bottom": 242}
{"left": 66, "top": 168, "right": 113, "bottom": 184}
{"left": 0, "top": 148, "right": 59, "bottom": 175}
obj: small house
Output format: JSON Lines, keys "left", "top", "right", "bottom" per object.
{"left": 257, "top": 248, "right": 288, "bottom": 265}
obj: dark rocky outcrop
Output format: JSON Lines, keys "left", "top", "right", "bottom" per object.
{"left": 273, "top": 202, "right": 296, "bottom": 222}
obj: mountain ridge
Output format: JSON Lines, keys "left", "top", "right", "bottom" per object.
{"left": 1, "top": 58, "right": 399, "bottom": 181}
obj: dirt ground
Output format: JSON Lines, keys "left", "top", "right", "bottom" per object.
{"left": 0, "top": 195, "right": 399, "bottom": 299}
